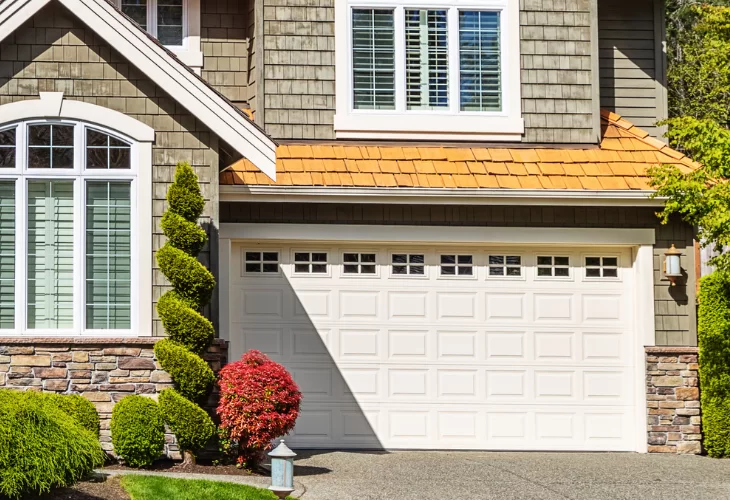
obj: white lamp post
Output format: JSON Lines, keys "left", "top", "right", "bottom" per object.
{"left": 663, "top": 244, "right": 683, "bottom": 286}
{"left": 268, "top": 440, "right": 296, "bottom": 499}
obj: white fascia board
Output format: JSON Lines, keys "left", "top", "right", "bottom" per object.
{"left": 220, "top": 185, "right": 665, "bottom": 207}
{"left": 0, "top": 0, "right": 277, "bottom": 179}
{"left": 221, "top": 223, "right": 656, "bottom": 246}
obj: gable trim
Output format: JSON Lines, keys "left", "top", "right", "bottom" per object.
{"left": 0, "top": 0, "right": 277, "bottom": 178}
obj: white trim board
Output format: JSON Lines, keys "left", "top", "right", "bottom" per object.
{"left": 0, "top": 0, "right": 277, "bottom": 179}
{"left": 220, "top": 185, "right": 665, "bottom": 207}
{"left": 221, "top": 223, "right": 656, "bottom": 246}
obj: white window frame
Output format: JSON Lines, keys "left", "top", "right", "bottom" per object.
{"left": 341, "top": 251, "right": 380, "bottom": 277}
{"left": 0, "top": 93, "right": 153, "bottom": 337}
{"left": 242, "top": 249, "right": 281, "bottom": 277}
{"left": 535, "top": 255, "right": 573, "bottom": 281}
{"left": 291, "top": 250, "right": 331, "bottom": 277}
{"left": 486, "top": 253, "right": 524, "bottom": 280}
{"left": 582, "top": 254, "right": 621, "bottom": 281}
{"left": 334, "top": 0, "right": 523, "bottom": 141}
{"left": 438, "top": 252, "right": 475, "bottom": 279}
{"left": 390, "top": 251, "right": 427, "bottom": 278}
{"left": 116, "top": 0, "right": 203, "bottom": 71}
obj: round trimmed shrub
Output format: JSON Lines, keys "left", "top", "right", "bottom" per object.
{"left": 217, "top": 350, "right": 302, "bottom": 467}
{"left": 155, "top": 162, "right": 216, "bottom": 464}
{"left": 110, "top": 395, "right": 165, "bottom": 467}
{"left": 158, "top": 389, "right": 216, "bottom": 453}
{"left": 39, "top": 393, "right": 100, "bottom": 437}
{"left": 0, "top": 389, "right": 105, "bottom": 499}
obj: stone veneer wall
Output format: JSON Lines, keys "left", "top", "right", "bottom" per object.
{"left": 646, "top": 346, "right": 701, "bottom": 454}
{"left": 0, "top": 338, "right": 228, "bottom": 460}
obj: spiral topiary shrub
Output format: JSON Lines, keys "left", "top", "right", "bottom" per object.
{"left": 154, "top": 162, "right": 216, "bottom": 464}
{"left": 110, "top": 395, "right": 165, "bottom": 467}
{"left": 698, "top": 271, "right": 730, "bottom": 457}
{"left": 217, "top": 350, "right": 302, "bottom": 467}
{"left": 0, "top": 390, "right": 105, "bottom": 499}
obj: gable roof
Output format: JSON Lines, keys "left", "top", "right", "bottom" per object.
{"left": 221, "top": 111, "right": 697, "bottom": 191}
{"left": 0, "top": 0, "right": 277, "bottom": 178}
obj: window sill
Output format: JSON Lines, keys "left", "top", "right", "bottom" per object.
{"left": 169, "top": 48, "right": 204, "bottom": 71}
{"left": 333, "top": 112, "right": 525, "bottom": 141}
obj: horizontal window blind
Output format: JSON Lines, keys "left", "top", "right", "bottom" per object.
{"left": 158, "top": 0, "right": 184, "bottom": 46}
{"left": 352, "top": 9, "right": 396, "bottom": 110}
{"left": 86, "top": 182, "right": 132, "bottom": 329}
{"left": 459, "top": 11, "right": 502, "bottom": 112}
{"left": 27, "top": 180, "right": 74, "bottom": 329}
{"left": 406, "top": 9, "right": 448, "bottom": 110}
{"left": 0, "top": 182, "right": 14, "bottom": 329}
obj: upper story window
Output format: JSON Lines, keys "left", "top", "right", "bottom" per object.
{"left": 116, "top": 0, "right": 203, "bottom": 69}
{"left": 335, "top": 0, "right": 522, "bottom": 141}
{"left": 0, "top": 120, "right": 138, "bottom": 334}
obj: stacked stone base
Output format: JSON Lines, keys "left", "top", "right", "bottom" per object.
{"left": 646, "top": 346, "right": 701, "bottom": 454}
{"left": 0, "top": 337, "right": 227, "bottom": 459}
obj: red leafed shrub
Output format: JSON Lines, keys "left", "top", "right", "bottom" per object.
{"left": 217, "top": 350, "right": 302, "bottom": 466}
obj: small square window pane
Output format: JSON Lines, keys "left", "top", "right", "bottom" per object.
{"left": 362, "top": 254, "right": 376, "bottom": 263}
{"left": 294, "top": 252, "right": 309, "bottom": 262}
{"left": 489, "top": 255, "right": 504, "bottom": 265}
{"left": 158, "top": 26, "right": 183, "bottom": 46}
{"left": 344, "top": 253, "right": 359, "bottom": 263}
{"left": 604, "top": 268, "right": 618, "bottom": 278}
{"left": 555, "top": 267, "right": 570, "bottom": 277}
{"left": 441, "top": 265, "right": 456, "bottom": 275}
{"left": 0, "top": 129, "right": 15, "bottom": 146}
{"left": 312, "top": 264, "right": 327, "bottom": 273}
{"left": 490, "top": 267, "right": 504, "bottom": 276}
{"left": 52, "top": 125, "right": 74, "bottom": 146}
{"left": 410, "top": 265, "right": 425, "bottom": 275}
{"left": 441, "top": 255, "right": 456, "bottom": 265}
{"left": 245, "top": 252, "right": 261, "bottom": 261}
{"left": 87, "top": 130, "right": 108, "bottom": 147}
{"left": 109, "top": 148, "right": 130, "bottom": 169}
{"left": 295, "top": 263, "right": 309, "bottom": 273}
{"left": 555, "top": 257, "right": 569, "bottom": 266}
{"left": 392, "top": 254, "right": 407, "bottom": 264}
{"left": 393, "top": 265, "right": 407, "bottom": 274}
{"left": 506, "top": 267, "right": 521, "bottom": 276}
{"left": 586, "top": 268, "right": 601, "bottom": 278}
{"left": 458, "top": 266, "right": 473, "bottom": 276}
{"left": 87, "top": 148, "right": 108, "bottom": 169}
{"left": 110, "top": 137, "right": 129, "bottom": 148}
{"left": 28, "top": 148, "right": 50, "bottom": 168}
{"left": 603, "top": 257, "right": 618, "bottom": 267}
{"left": 262, "top": 263, "right": 278, "bottom": 273}
{"left": 586, "top": 257, "right": 601, "bottom": 267}
{"left": 537, "top": 267, "right": 552, "bottom": 277}
{"left": 344, "top": 264, "right": 359, "bottom": 274}
{"left": 0, "top": 148, "right": 15, "bottom": 168}
{"left": 263, "top": 252, "right": 278, "bottom": 262}
{"left": 361, "top": 265, "right": 376, "bottom": 274}
{"left": 245, "top": 263, "right": 261, "bottom": 273}
{"left": 28, "top": 125, "right": 51, "bottom": 146}
{"left": 312, "top": 253, "right": 327, "bottom": 262}
{"left": 537, "top": 256, "right": 552, "bottom": 266}
{"left": 506, "top": 256, "right": 521, "bottom": 265}
{"left": 458, "top": 255, "right": 473, "bottom": 264}
{"left": 410, "top": 254, "right": 424, "bottom": 264}
{"left": 52, "top": 148, "right": 74, "bottom": 169}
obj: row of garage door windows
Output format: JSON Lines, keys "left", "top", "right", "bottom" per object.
{"left": 244, "top": 252, "right": 620, "bottom": 279}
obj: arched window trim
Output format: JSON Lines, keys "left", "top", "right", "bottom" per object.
{"left": 0, "top": 113, "right": 153, "bottom": 338}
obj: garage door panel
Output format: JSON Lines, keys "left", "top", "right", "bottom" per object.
{"left": 233, "top": 243, "right": 637, "bottom": 451}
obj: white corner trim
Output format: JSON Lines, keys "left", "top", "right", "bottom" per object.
{"left": 0, "top": 94, "right": 155, "bottom": 142}
{"left": 221, "top": 223, "right": 656, "bottom": 246}
{"left": 0, "top": 0, "right": 277, "bottom": 179}
{"left": 220, "top": 185, "right": 664, "bottom": 207}
{"left": 136, "top": 141, "right": 154, "bottom": 336}
{"left": 218, "top": 238, "right": 231, "bottom": 343}
{"left": 633, "top": 244, "right": 655, "bottom": 453}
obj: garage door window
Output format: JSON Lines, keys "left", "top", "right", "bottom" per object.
{"left": 488, "top": 255, "right": 521, "bottom": 277}
{"left": 585, "top": 256, "right": 619, "bottom": 279}
{"left": 537, "top": 256, "right": 570, "bottom": 278}
{"left": 392, "top": 253, "right": 425, "bottom": 276}
{"left": 440, "top": 254, "right": 473, "bottom": 277}
{"left": 244, "top": 251, "right": 279, "bottom": 274}
{"left": 294, "top": 252, "right": 328, "bottom": 274}
{"left": 343, "top": 252, "right": 377, "bottom": 275}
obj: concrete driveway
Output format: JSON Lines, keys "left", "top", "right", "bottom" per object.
{"left": 292, "top": 450, "right": 730, "bottom": 500}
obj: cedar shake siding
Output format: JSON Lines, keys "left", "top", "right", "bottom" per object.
{"left": 222, "top": 203, "right": 697, "bottom": 346}
{"left": 0, "top": 1, "right": 220, "bottom": 336}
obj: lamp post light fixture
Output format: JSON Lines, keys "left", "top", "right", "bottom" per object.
{"left": 663, "top": 244, "right": 683, "bottom": 286}
{"left": 269, "top": 440, "right": 296, "bottom": 499}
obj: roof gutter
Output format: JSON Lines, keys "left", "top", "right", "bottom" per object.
{"left": 220, "top": 185, "right": 664, "bottom": 207}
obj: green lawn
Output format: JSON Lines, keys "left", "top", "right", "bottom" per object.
{"left": 120, "top": 474, "right": 295, "bottom": 500}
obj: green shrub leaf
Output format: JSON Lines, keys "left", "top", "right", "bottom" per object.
{"left": 155, "top": 339, "right": 216, "bottom": 402}
{"left": 158, "top": 389, "right": 216, "bottom": 452}
{"left": 110, "top": 395, "right": 166, "bottom": 468}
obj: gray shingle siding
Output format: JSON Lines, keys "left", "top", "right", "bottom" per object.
{"left": 222, "top": 202, "right": 697, "bottom": 347}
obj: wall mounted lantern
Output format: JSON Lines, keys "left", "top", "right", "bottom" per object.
{"left": 663, "top": 244, "right": 683, "bottom": 286}
{"left": 269, "top": 440, "right": 296, "bottom": 499}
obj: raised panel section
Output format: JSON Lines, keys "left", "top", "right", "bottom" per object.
{"left": 486, "top": 332, "right": 525, "bottom": 359}
{"left": 340, "top": 330, "right": 379, "bottom": 358}
{"left": 242, "top": 328, "right": 282, "bottom": 355}
{"left": 389, "top": 369, "right": 428, "bottom": 397}
{"left": 437, "top": 370, "right": 477, "bottom": 397}
{"left": 584, "top": 371, "right": 624, "bottom": 400}
{"left": 292, "top": 328, "right": 329, "bottom": 356}
{"left": 535, "top": 371, "right": 575, "bottom": 398}
{"left": 534, "top": 294, "right": 573, "bottom": 321}
{"left": 294, "top": 411, "right": 332, "bottom": 438}
{"left": 341, "top": 369, "right": 379, "bottom": 396}
{"left": 340, "top": 291, "right": 379, "bottom": 319}
{"left": 486, "top": 371, "right": 526, "bottom": 398}
{"left": 342, "top": 411, "right": 379, "bottom": 438}
{"left": 536, "top": 413, "right": 575, "bottom": 440}
{"left": 437, "top": 331, "right": 477, "bottom": 359}
{"left": 583, "top": 294, "right": 622, "bottom": 321}
{"left": 583, "top": 333, "right": 623, "bottom": 361}
{"left": 293, "top": 368, "right": 331, "bottom": 397}
{"left": 243, "top": 290, "right": 283, "bottom": 317}
{"left": 294, "top": 291, "right": 331, "bottom": 318}
{"left": 390, "top": 412, "right": 428, "bottom": 438}
{"left": 389, "top": 292, "right": 428, "bottom": 319}
{"left": 585, "top": 414, "right": 623, "bottom": 440}
{"left": 535, "top": 332, "right": 574, "bottom": 360}
{"left": 438, "top": 412, "right": 477, "bottom": 439}
{"left": 389, "top": 330, "right": 428, "bottom": 359}
{"left": 486, "top": 294, "right": 525, "bottom": 320}
{"left": 437, "top": 293, "right": 477, "bottom": 319}
{"left": 488, "top": 413, "right": 526, "bottom": 439}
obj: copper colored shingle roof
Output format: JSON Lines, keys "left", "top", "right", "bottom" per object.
{"left": 220, "top": 111, "right": 698, "bottom": 190}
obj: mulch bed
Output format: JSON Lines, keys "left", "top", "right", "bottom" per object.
{"left": 31, "top": 475, "right": 130, "bottom": 500}
{"left": 103, "top": 459, "right": 268, "bottom": 477}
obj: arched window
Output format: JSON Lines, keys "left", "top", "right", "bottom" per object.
{"left": 0, "top": 120, "right": 140, "bottom": 334}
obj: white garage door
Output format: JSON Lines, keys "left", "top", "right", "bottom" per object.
{"left": 228, "top": 242, "right": 639, "bottom": 451}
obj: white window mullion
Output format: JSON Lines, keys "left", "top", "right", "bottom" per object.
{"left": 448, "top": 7, "right": 459, "bottom": 114}
{"left": 394, "top": 6, "right": 406, "bottom": 113}
{"left": 75, "top": 178, "right": 84, "bottom": 334}
{"left": 14, "top": 178, "right": 26, "bottom": 335}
